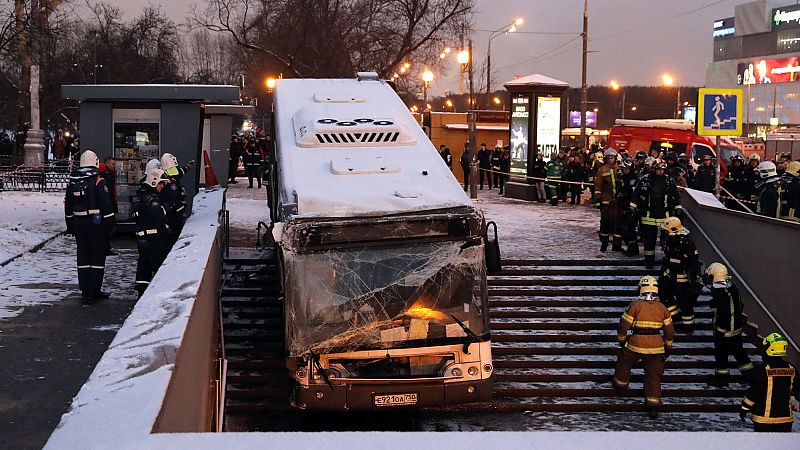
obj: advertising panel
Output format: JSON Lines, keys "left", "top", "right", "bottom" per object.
{"left": 537, "top": 97, "right": 562, "bottom": 161}
{"left": 773, "top": 5, "right": 800, "bottom": 30}
{"left": 738, "top": 57, "right": 800, "bottom": 85}
{"left": 509, "top": 95, "right": 530, "bottom": 174}
{"left": 569, "top": 111, "right": 597, "bottom": 127}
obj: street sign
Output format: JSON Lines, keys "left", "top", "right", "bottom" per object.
{"left": 696, "top": 88, "right": 743, "bottom": 136}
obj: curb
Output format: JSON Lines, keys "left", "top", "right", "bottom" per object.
{"left": 0, "top": 230, "right": 67, "bottom": 267}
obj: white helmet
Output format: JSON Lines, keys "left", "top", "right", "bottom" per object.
{"left": 145, "top": 158, "right": 161, "bottom": 174}
{"left": 145, "top": 169, "right": 169, "bottom": 188}
{"left": 79, "top": 150, "right": 99, "bottom": 168}
{"left": 161, "top": 153, "right": 178, "bottom": 171}
{"left": 756, "top": 161, "right": 777, "bottom": 179}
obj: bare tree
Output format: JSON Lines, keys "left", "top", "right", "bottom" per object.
{"left": 178, "top": 28, "right": 240, "bottom": 84}
{"left": 192, "top": 0, "right": 472, "bottom": 78}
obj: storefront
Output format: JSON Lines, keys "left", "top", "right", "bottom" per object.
{"left": 707, "top": 0, "right": 800, "bottom": 134}
{"left": 62, "top": 84, "right": 241, "bottom": 225}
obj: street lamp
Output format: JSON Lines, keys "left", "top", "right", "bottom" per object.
{"left": 487, "top": 17, "right": 524, "bottom": 94}
{"left": 265, "top": 77, "right": 276, "bottom": 92}
{"left": 661, "top": 73, "right": 681, "bottom": 119}
{"left": 422, "top": 68, "right": 434, "bottom": 106}
{"left": 610, "top": 80, "right": 626, "bottom": 119}
{"left": 493, "top": 96, "right": 502, "bottom": 109}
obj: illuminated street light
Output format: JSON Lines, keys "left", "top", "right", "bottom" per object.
{"left": 493, "top": 97, "right": 501, "bottom": 105}
{"left": 487, "top": 17, "right": 524, "bottom": 93}
{"left": 631, "top": 106, "right": 638, "bottom": 111}
{"left": 610, "top": 80, "right": 625, "bottom": 119}
{"left": 594, "top": 107, "right": 599, "bottom": 113}
{"left": 265, "top": 77, "right": 276, "bottom": 91}
{"left": 403, "top": 62, "right": 411, "bottom": 69}
{"left": 445, "top": 99, "right": 455, "bottom": 112}
{"left": 426, "top": 103, "right": 432, "bottom": 111}
{"left": 661, "top": 74, "right": 674, "bottom": 86}
{"left": 457, "top": 50, "right": 470, "bottom": 65}
{"left": 610, "top": 80, "right": 620, "bottom": 91}
{"left": 422, "top": 68, "right": 434, "bottom": 106}
{"left": 422, "top": 69, "right": 434, "bottom": 83}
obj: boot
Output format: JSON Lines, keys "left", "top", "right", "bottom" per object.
{"left": 645, "top": 254, "right": 655, "bottom": 269}
{"left": 93, "top": 292, "right": 110, "bottom": 300}
{"left": 624, "top": 243, "right": 639, "bottom": 257}
{"left": 612, "top": 242, "right": 624, "bottom": 252}
{"left": 647, "top": 407, "right": 659, "bottom": 419}
{"left": 707, "top": 374, "right": 729, "bottom": 388}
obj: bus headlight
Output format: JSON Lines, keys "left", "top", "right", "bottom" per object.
{"left": 296, "top": 368, "right": 308, "bottom": 379}
{"left": 483, "top": 364, "right": 493, "bottom": 373}
{"left": 467, "top": 366, "right": 479, "bottom": 376}
{"left": 451, "top": 367, "right": 463, "bottom": 377}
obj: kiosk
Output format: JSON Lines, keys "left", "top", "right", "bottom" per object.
{"left": 62, "top": 84, "right": 241, "bottom": 226}
{"left": 502, "top": 74, "right": 569, "bottom": 201}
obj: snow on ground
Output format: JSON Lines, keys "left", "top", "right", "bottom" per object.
{"left": 225, "top": 182, "right": 270, "bottom": 247}
{"left": 0, "top": 191, "right": 65, "bottom": 263}
{"left": 45, "top": 189, "right": 224, "bottom": 450}
{"left": 0, "top": 236, "right": 136, "bottom": 320}
{"left": 473, "top": 191, "right": 617, "bottom": 261}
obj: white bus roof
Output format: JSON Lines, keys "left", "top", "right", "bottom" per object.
{"left": 614, "top": 119, "right": 695, "bottom": 131}
{"left": 274, "top": 77, "right": 472, "bottom": 219}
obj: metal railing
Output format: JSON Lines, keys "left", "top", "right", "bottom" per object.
{"left": 0, "top": 162, "right": 71, "bottom": 192}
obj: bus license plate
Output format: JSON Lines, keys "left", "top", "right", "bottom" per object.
{"left": 373, "top": 393, "right": 418, "bottom": 407}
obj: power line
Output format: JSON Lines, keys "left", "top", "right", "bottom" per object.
{"left": 474, "top": 29, "right": 579, "bottom": 35}
{"left": 497, "top": 35, "right": 582, "bottom": 70}
{"left": 591, "top": 0, "right": 732, "bottom": 42}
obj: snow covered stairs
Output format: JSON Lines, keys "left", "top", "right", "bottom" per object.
{"left": 219, "top": 251, "right": 292, "bottom": 426}
{"left": 486, "top": 259, "right": 760, "bottom": 414}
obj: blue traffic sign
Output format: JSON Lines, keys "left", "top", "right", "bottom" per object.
{"left": 696, "top": 88, "right": 743, "bottom": 136}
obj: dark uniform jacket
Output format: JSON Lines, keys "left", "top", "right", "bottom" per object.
{"left": 741, "top": 357, "right": 799, "bottom": 426}
{"left": 756, "top": 178, "right": 781, "bottom": 218}
{"left": 594, "top": 162, "right": 620, "bottom": 205}
{"left": 161, "top": 169, "right": 188, "bottom": 231}
{"left": 709, "top": 283, "right": 745, "bottom": 337}
{"left": 661, "top": 234, "right": 700, "bottom": 283}
{"left": 618, "top": 299, "right": 675, "bottom": 354}
{"left": 619, "top": 172, "right": 638, "bottom": 209}
{"left": 724, "top": 164, "right": 748, "bottom": 199}
{"left": 134, "top": 185, "right": 170, "bottom": 239}
{"left": 477, "top": 148, "right": 491, "bottom": 168}
{"left": 779, "top": 173, "right": 800, "bottom": 222}
{"left": 630, "top": 173, "right": 683, "bottom": 225}
{"left": 490, "top": 150, "right": 502, "bottom": 173}
{"left": 244, "top": 145, "right": 264, "bottom": 167}
{"left": 693, "top": 164, "right": 717, "bottom": 192}
{"left": 65, "top": 167, "right": 116, "bottom": 229}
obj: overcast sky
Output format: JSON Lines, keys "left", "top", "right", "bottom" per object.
{"left": 110, "top": 0, "right": 746, "bottom": 93}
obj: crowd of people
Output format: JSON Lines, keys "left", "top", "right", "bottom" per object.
{"left": 228, "top": 128, "right": 273, "bottom": 188}
{"left": 64, "top": 150, "right": 193, "bottom": 301}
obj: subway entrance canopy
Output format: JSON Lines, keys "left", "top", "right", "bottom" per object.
{"left": 62, "top": 84, "right": 249, "bottom": 226}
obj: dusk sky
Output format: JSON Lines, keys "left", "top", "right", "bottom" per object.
{"left": 108, "top": 0, "right": 746, "bottom": 93}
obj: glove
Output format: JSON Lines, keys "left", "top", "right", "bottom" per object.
{"left": 594, "top": 202, "right": 602, "bottom": 209}
{"left": 663, "top": 347, "right": 672, "bottom": 359}
{"left": 65, "top": 221, "right": 73, "bottom": 236}
{"left": 739, "top": 408, "right": 748, "bottom": 422}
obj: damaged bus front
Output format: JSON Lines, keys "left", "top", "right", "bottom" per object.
{"left": 269, "top": 75, "right": 493, "bottom": 410}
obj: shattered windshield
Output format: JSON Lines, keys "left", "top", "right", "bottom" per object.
{"left": 285, "top": 241, "right": 487, "bottom": 356}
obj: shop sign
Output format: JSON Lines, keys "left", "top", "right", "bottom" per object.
{"left": 737, "top": 57, "right": 800, "bottom": 85}
{"left": 569, "top": 111, "right": 597, "bottom": 127}
{"left": 774, "top": 7, "right": 800, "bottom": 27}
{"left": 713, "top": 18, "right": 735, "bottom": 37}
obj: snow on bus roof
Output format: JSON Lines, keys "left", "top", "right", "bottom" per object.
{"left": 274, "top": 78, "right": 471, "bottom": 219}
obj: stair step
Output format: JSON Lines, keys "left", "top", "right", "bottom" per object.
{"left": 491, "top": 334, "right": 716, "bottom": 343}
{"left": 226, "top": 357, "right": 287, "bottom": 370}
{"left": 430, "top": 402, "right": 740, "bottom": 413}
{"left": 494, "top": 373, "right": 745, "bottom": 383}
{"left": 493, "top": 388, "right": 742, "bottom": 398}
{"left": 498, "top": 269, "right": 655, "bottom": 276}
{"left": 492, "top": 347, "right": 756, "bottom": 356}
{"left": 489, "top": 279, "right": 639, "bottom": 287}
{"left": 492, "top": 360, "right": 755, "bottom": 369}
{"left": 490, "top": 322, "right": 713, "bottom": 332}
{"left": 490, "top": 310, "right": 714, "bottom": 319}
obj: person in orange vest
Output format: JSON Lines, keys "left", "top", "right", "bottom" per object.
{"left": 613, "top": 275, "right": 675, "bottom": 418}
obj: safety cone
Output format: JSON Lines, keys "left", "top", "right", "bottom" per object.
{"left": 203, "top": 149, "right": 219, "bottom": 187}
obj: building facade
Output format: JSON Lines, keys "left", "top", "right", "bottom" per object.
{"left": 706, "top": 0, "right": 800, "bottom": 135}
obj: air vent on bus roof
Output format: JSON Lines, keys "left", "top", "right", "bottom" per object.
{"left": 293, "top": 104, "right": 416, "bottom": 148}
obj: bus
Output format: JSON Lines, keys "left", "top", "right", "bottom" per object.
{"left": 267, "top": 73, "right": 493, "bottom": 410}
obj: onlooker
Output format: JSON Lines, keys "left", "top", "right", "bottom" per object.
{"left": 477, "top": 143, "right": 492, "bottom": 190}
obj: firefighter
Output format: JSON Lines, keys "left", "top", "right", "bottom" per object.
{"left": 619, "top": 157, "right": 639, "bottom": 256}
{"left": 64, "top": 150, "right": 116, "bottom": 302}
{"left": 633, "top": 151, "right": 648, "bottom": 177}
{"left": 613, "top": 276, "right": 675, "bottom": 419}
{"left": 133, "top": 169, "right": 172, "bottom": 299}
{"left": 704, "top": 262, "right": 754, "bottom": 387}
{"left": 490, "top": 146, "right": 502, "bottom": 189}
{"left": 545, "top": 155, "right": 563, "bottom": 206}
{"left": 658, "top": 216, "right": 700, "bottom": 331}
{"left": 779, "top": 161, "right": 800, "bottom": 222}
{"left": 692, "top": 154, "right": 717, "bottom": 193}
{"left": 160, "top": 153, "right": 193, "bottom": 246}
{"left": 587, "top": 150, "right": 603, "bottom": 204}
{"left": 724, "top": 155, "right": 748, "bottom": 210}
{"left": 630, "top": 161, "right": 683, "bottom": 268}
{"left": 740, "top": 333, "right": 799, "bottom": 432}
{"left": 744, "top": 154, "right": 761, "bottom": 202}
{"left": 755, "top": 161, "right": 781, "bottom": 218}
{"left": 594, "top": 149, "right": 622, "bottom": 252}
{"left": 244, "top": 139, "right": 264, "bottom": 188}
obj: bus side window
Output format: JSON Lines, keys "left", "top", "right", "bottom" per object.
{"left": 691, "top": 144, "right": 713, "bottom": 166}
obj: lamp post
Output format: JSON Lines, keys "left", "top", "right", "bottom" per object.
{"left": 661, "top": 73, "right": 681, "bottom": 119}
{"left": 487, "top": 17, "right": 523, "bottom": 94}
{"left": 467, "top": 41, "right": 478, "bottom": 200}
{"left": 422, "top": 68, "right": 434, "bottom": 107}
{"left": 610, "top": 80, "right": 625, "bottom": 119}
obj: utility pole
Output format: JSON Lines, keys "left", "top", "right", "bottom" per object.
{"left": 468, "top": 39, "right": 478, "bottom": 199}
{"left": 580, "top": 0, "right": 589, "bottom": 150}
{"left": 459, "top": 25, "right": 465, "bottom": 95}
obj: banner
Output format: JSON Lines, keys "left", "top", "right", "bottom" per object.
{"left": 737, "top": 57, "right": 800, "bottom": 85}
{"left": 569, "top": 111, "right": 597, "bottom": 127}
{"left": 537, "top": 97, "right": 562, "bottom": 161}
{"left": 509, "top": 96, "right": 530, "bottom": 174}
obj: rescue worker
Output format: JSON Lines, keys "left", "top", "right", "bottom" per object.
{"left": 64, "top": 150, "right": 115, "bottom": 301}
{"left": 633, "top": 151, "right": 647, "bottom": 178}
{"left": 594, "top": 149, "right": 622, "bottom": 252}
{"left": 244, "top": 139, "right": 264, "bottom": 188}
{"left": 703, "top": 262, "right": 754, "bottom": 387}
{"left": 545, "top": 155, "right": 563, "bottom": 206}
{"left": 658, "top": 216, "right": 700, "bottom": 331}
{"left": 724, "top": 155, "right": 748, "bottom": 210}
{"left": 587, "top": 151, "right": 603, "bottom": 204}
{"left": 477, "top": 143, "right": 492, "bottom": 190}
{"left": 630, "top": 161, "right": 683, "bottom": 268}
{"left": 160, "top": 153, "right": 192, "bottom": 246}
{"left": 618, "top": 157, "right": 639, "bottom": 256}
{"left": 779, "top": 161, "right": 800, "bottom": 222}
{"left": 740, "top": 333, "right": 799, "bottom": 432}
{"left": 692, "top": 154, "right": 717, "bottom": 193}
{"left": 133, "top": 169, "right": 172, "bottom": 299}
{"left": 677, "top": 153, "right": 694, "bottom": 187}
{"left": 613, "top": 276, "right": 675, "bottom": 419}
{"left": 744, "top": 154, "right": 761, "bottom": 202}
{"left": 755, "top": 161, "right": 781, "bottom": 218}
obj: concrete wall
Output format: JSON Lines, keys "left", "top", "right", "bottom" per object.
{"left": 162, "top": 103, "right": 204, "bottom": 213}
{"left": 209, "top": 115, "right": 233, "bottom": 186}
{"left": 78, "top": 102, "right": 113, "bottom": 155}
{"left": 152, "top": 229, "right": 221, "bottom": 432}
{"left": 681, "top": 189, "right": 800, "bottom": 363}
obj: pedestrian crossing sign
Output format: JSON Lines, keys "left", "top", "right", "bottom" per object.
{"left": 696, "top": 88, "right": 743, "bottom": 136}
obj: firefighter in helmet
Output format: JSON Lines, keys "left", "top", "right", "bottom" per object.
{"left": 618, "top": 157, "right": 639, "bottom": 256}
{"left": 658, "top": 216, "right": 700, "bottom": 331}
{"left": 740, "top": 333, "right": 799, "bottom": 432}
{"left": 594, "top": 149, "right": 623, "bottom": 252}
{"left": 629, "top": 161, "right": 683, "bottom": 268}
{"left": 613, "top": 276, "right": 675, "bottom": 418}
{"left": 704, "top": 262, "right": 754, "bottom": 387}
